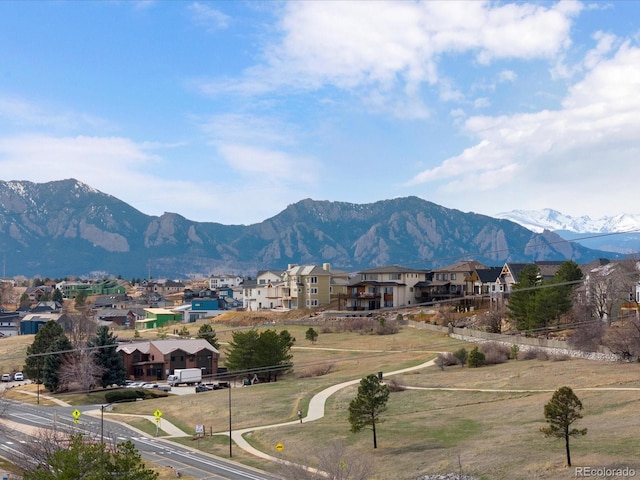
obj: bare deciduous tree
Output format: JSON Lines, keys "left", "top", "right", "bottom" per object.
{"left": 0, "top": 280, "right": 15, "bottom": 307}
{"left": 476, "top": 307, "right": 504, "bottom": 333}
{"left": 58, "top": 311, "right": 97, "bottom": 349}
{"left": 277, "top": 441, "right": 373, "bottom": 480}
{"left": 16, "top": 428, "right": 71, "bottom": 474}
{"left": 586, "top": 259, "right": 639, "bottom": 322}
{"left": 565, "top": 302, "right": 606, "bottom": 352}
{"left": 602, "top": 318, "right": 640, "bottom": 360}
{"left": 58, "top": 350, "right": 104, "bottom": 392}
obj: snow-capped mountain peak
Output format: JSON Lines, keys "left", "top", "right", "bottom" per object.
{"left": 494, "top": 209, "right": 640, "bottom": 234}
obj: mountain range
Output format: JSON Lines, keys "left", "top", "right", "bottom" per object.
{"left": 495, "top": 209, "right": 640, "bottom": 254}
{"left": 0, "top": 179, "right": 628, "bottom": 279}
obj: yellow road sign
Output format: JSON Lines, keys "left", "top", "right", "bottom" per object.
{"left": 153, "top": 409, "right": 162, "bottom": 418}
{"left": 275, "top": 442, "right": 284, "bottom": 452}
{"left": 71, "top": 409, "right": 81, "bottom": 424}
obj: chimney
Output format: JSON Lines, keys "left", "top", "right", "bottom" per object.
{"left": 323, "top": 263, "right": 331, "bottom": 272}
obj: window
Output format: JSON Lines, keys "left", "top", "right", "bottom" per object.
{"left": 384, "top": 287, "right": 393, "bottom": 294}
{"left": 309, "top": 287, "right": 318, "bottom": 294}
{"left": 389, "top": 273, "right": 401, "bottom": 280}
{"left": 306, "top": 299, "right": 319, "bottom": 306}
{"left": 436, "top": 273, "right": 442, "bottom": 281}
{"left": 451, "top": 273, "right": 456, "bottom": 280}
{"left": 307, "top": 276, "right": 318, "bottom": 284}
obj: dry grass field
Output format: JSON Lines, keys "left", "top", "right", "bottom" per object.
{"left": 3, "top": 316, "right": 640, "bottom": 479}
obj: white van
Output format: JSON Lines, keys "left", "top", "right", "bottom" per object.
{"left": 13, "top": 372, "right": 23, "bottom": 381}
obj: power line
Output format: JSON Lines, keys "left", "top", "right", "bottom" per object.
{"left": 395, "top": 228, "right": 640, "bottom": 270}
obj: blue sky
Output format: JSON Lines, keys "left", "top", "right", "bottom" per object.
{"left": 1, "top": 0, "right": 639, "bottom": 225}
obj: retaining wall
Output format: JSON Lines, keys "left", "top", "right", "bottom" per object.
{"left": 408, "top": 320, "right": 622, "bottom": 362}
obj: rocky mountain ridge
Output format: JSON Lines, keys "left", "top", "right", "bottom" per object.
{"left": 495, "top": 208, "right": 640, "bottom": 234}
{"left": 0, "top": 179, "right": 622, "bottom": 279}
{"left": 495, "top": 208, "right": 640, "bottom": 254}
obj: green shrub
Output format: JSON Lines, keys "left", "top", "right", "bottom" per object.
{"left": 453, "top": 347, "right": 468, "bottom": 367}
{"left": 510, "top": 344, "right": 520, "bottom": 360}
{"left": 467, "top": 346, "right": 485, "bottom": 368}
{"left": 105, "top": 389, "right": 144, "bottom": 404}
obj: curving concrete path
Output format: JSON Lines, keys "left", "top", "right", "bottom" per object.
{"left": 227, "top": 358, "right": 437, "bottom": 462}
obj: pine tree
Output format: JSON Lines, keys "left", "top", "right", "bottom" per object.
{"left": 197, "top": 323, "right": 220, "bottom": 349}
{"left": 24, "top": 321, "right": 68, "bottom": 382}
{"left": 88, "top": 325, "right": 127, "bottom": 388}
{"left": 23, "top": 434, "right": 158, "bottom": 480}
{"left": 348, "top": 374, "right": 390, "bottom": 448}
{"left": 541, "top": 386, "right": 587, "bottom": 467}
{"left": 42, "top": 335, "right": 73, "bottom": 392}
{"left": 305, "top": 327, "right": 318, "bottom": 343}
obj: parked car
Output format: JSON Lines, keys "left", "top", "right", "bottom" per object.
{"left": 1, "top": 374, "right": 11, "bottom": 382}
{"left": 156, "top": 384, "right": 172, "bottom": 392}
{"left": 195, "top": 384, "right": 213, "bottom": 393}
{"left": 140, "top": 383, "right": 159, "bottom": 389}
{"left": 13, "top": 372, "right": 23, "bottom": 381}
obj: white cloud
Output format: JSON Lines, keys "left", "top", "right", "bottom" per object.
{"left": 188, "top": 2, "right": 229, "bottom": 33}
{"left": 498, "top": 70, "right": 517, "bottom": 82}
{"left": 583, "top": 31, "right": 618, "bottom": 70}
{"left": 0, "top": 134, "right": 234, "bottom": 222}
{"left": 0, "top": 96, "right": 112, "bottom": 132}
{"left": 216, "top": 143, "right": 316, "bottom": 184}
{"left": 198, "top": 0, "right": 581, "bottom": 117}
{"left": 473, "top": 97, "right": 491, "bottom": 109}
{"left": 200, "top": 113, "right": 318, "bottom": 186}
{"left": 405, "top": 41, "right": 640, "bottom": 217}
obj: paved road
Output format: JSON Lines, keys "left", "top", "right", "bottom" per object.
{"left": 1, "top": 400, "right": 280, "bottom": 480}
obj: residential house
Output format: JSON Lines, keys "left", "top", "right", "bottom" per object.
{"left": 135, "top": 308, "right": 182, "bottom": 330}
{"left": 465, "top": 267, "right": 503, "bottom": 296}
{"left": 182, "top": 298, "right": 227, "bottom": 323}
{"left": 346, "top": 265, "right": 430, "bottom": 311}
{"left": 19, "top": 313, "right": 62, "bottom": 335}
{"left": 0, "top": 311, "right": 20, "bottom": 337}
{"left": 29, "top": 301, "right": 62, "bottom": 313}
{"left": 209, "top": 275, "right": 243, "bottom": 290}
{"left": 242, "top": 270, "right": 285, "bottom": 311}
{"left": 117, "top": 339, "right": 219, "bottom": 382}
{"left": 282, "top": 263, "right": 337, "bottom": 309}
{"left": 242, "top": 264, "right": 349, "bottom": 311}
{"left": 58, "top": 279, "right": 127, "bottom": 299}
{"left": 580, "top": 259, "right": 640, "bottom": 321}
{"left": 25, "top": 286, "right": 54, "bottom": 303}
{"left": 499, "top": 261, "right": 565, "bottom": 297}
{"left": 94, "top": 308, "right": 140, "bottom": 328}
{"left": 92, "top": 294, "right": 132, "bottom": 310}
{"left": 427, "top": 261, "right": 488, "bottom": 301}
{"left": 150, "top": 279, "right": 186, "bottom": 296}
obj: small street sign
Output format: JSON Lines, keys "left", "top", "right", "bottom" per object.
{"left": 153, "top": 409, "right": 162, "bottom": 418}
{"left": 275, "top": 442, "right": 284, "bottom": 452}
{"left": 71, "top": 409, "right": 81, "bottom": 424}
